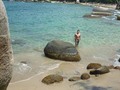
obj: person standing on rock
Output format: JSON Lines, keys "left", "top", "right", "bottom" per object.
{"left": 74, "top": 30, "right": 81, "bottom": 47}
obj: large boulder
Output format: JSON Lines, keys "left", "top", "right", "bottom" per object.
{"left": 44, "top": 40, "right": 80, "bottom": 61}
{"left": 0, "top": 1, "right": 13, "bottom": 90}
{"left": 87, "top": 63, "right": 102, "bottom": 69}
{"left": 42, "top": 74, "right": 63, "bottom": 84}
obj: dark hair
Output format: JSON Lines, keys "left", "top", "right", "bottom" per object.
{"left": 77, "top": 30, "right": 80, "bottom": 32}
{"left": 118, "top": 58, "right": 120, "bottom": 62}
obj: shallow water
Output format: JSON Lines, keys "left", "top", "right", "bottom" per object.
{"left": 4, "top": 1, "right": 120, "bottom": 53}
{"left": 3, "top": 1, "right": 120, "bottom": 82}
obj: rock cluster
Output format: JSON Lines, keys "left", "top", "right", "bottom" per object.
{"left": 42, "top": 61, "right": 120, "bottom": 84}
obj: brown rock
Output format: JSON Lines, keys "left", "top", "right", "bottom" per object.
{"left": 114, "top": 66, "right": 120, "bottom": 70}
{"left": 90, "top": 66, "right": 110, "bottom": 75}
{"left": 81, "top": 73, "right": 90, "bottom": 80}
{"left": 68, "top": 77, "right": 80, "bottom": 81}
{"left": 42, "top": 74, "right": 63, "bottom": 84}
{"left": 87, "top": 63, "right": 102, "bottom": 69}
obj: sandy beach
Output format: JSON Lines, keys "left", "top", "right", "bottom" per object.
{"left": 7, "top": 45, "right": 120, "bottom": 90}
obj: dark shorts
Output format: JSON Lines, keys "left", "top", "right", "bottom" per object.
{"left": 75, "top": 39, "right": 79, "bottom": 46}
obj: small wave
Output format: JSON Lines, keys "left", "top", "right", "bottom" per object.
{"left": 10, "top": 62, "right": 61, "bottom": 85}
{"left": 10, "top": 72, "right": 44, "bottom": 85}
{"left": 38, "top": 63, "right": 60, "bottom": 72}
{"left": 11, "top": 39, "right": 26, "bottom": 46}
{"left": 93, "top": 55, "right": 106, "bottom": 60}
{"left": 114, "top": 10, "right": 120, "bottom": 15}
{"left": 13, "top": 62, "right": 32, "bottom": 75}
{"left": 102, "top": 16, "right": 116, "bottom": 20}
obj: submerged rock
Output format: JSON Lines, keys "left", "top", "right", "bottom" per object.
{"left": 68, "top": 76, "right": 80, "bottom": 81}
{"left": 11, "top": 39, "right": 26, "bottom": 46}
{"left": 0, "top": 1, "right": 13, "bottom": 90}
{"left": 44, "top": 40, "right": 80, "bottom": 61}
{"left": 42, "top": 74, "right": 63, "bottom": 84}
{"left": 83, "top": 14, "right": 102, "bottom": 18}
{"left": 81, "top": 73, "right": 90, "bottom": 80}
{"left": 87, "top": 63, "right": 102, "bottom": 69}
{"left": 116, "top": 15, "right": 120, "bottom": 20}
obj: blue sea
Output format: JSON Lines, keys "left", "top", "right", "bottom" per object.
{"left": 3, "top": 1, "right": 120, "bottom": 83}
{"left": 4, "top": 1, "right": 120, "bottom": 53}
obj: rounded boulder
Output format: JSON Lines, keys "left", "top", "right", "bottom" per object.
{"left": 44, "top": 40, "right": 80, "bottom": 61}
{"left": 81, "top": 73, "right": 90, "bottom": 80}
{"left": 42, "top": 74, "right": 63, "bottom": 84}
{"left": 87, "top": 63, "right": 102, "bottom": 69}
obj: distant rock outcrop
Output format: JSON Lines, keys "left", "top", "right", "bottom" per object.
{"left": 44, "top": 40, "right": 80, "bottom": 62}
{"left": 83, "top": 7, "right": 113, "bottom": 19}
{"left": 0, "top": 1, "right": 13, "bottom": 90}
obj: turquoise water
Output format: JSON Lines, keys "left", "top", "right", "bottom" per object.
{"left": 4, "top": 1, "right": 120, "bottom": 53}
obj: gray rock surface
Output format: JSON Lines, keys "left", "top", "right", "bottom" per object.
{"left": 44, "top": 40, "right": 80, "bottom": 61}
{"left": 0, "top": 1, "right": 13, "bottom": 90}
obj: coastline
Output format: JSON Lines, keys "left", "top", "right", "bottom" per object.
{"left": 80, "top": 2, "right": 116, "bottom": 9}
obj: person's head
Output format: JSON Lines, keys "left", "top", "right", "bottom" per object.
{"left": 77, "top": 30, "right": 80, "bottom": 34}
